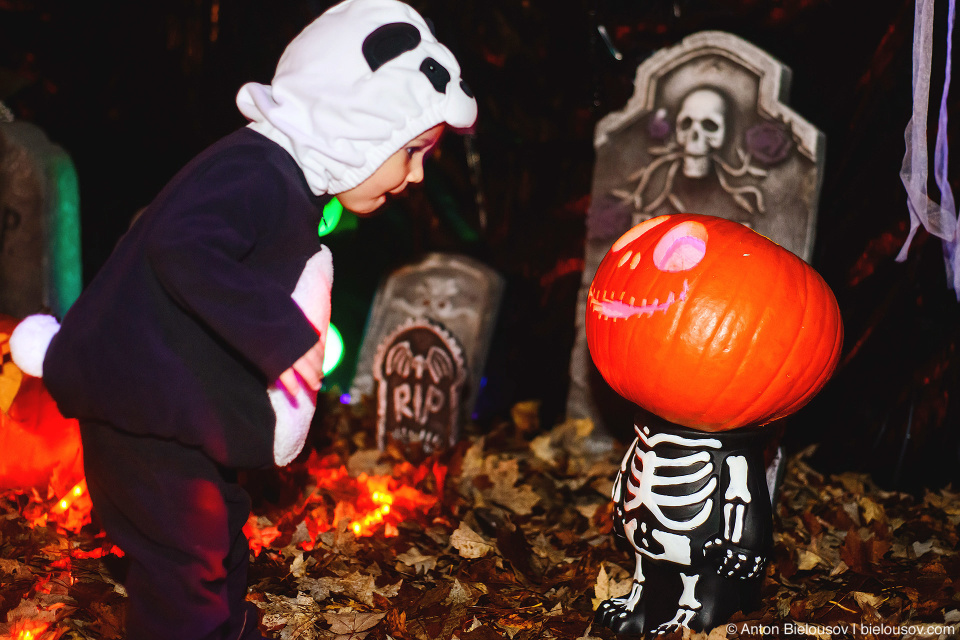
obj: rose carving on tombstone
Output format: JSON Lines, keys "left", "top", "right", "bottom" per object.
{"left": 745, "top": 121, "right": 793, "bottom": 166}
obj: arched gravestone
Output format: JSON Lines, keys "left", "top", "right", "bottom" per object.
{"left": 373, "top": 318, "right": 467, "bottom": 452}
{"left": 351, "top": 253, "right": 504, "bottom": 451}
{"left": 0, "top": 119, "right": 82, "bottom": 319}
{"left": 568, "top": 31, "right": 826, "bottom": 435}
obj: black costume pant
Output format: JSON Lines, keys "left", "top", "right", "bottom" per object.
{"left": 80, "top": 420, "right": 266, "bottom": 640}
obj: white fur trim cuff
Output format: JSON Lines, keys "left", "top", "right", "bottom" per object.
{"left": 9, "top": 314, "right": 61, "bottom": 378}
{"left": 271, "top": 246, "right": 334, "bottom": 466}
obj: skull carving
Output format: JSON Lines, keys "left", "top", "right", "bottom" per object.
{"left": 675, "top": 88, "right": 727, "bottom": 178}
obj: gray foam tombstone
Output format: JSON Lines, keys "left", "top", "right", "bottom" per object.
{"left": 0, "top": 119, "right": 82, "bottom": 319}
{"left": 351, "top": 252, "right": 504, "bottom": 451}
{"left": 568, "top": 30, "right": 826, "bottom": 435}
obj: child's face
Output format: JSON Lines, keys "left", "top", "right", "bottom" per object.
{"left": 337, "top": 124, "right": 446, "bottom": 215}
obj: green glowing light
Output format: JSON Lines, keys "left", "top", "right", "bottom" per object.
{"left": 323, "top": 323, "right": 344, "bottom": 375}
{"left": 318, "top": 197, "right": 344, "bottom": 237}
{"left": 49, "top": 152, "right": 83, "bottom": 315}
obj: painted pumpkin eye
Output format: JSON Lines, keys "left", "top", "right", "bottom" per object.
{"left": 612, "top": 215, "right": 671, "bottom": 252}
{"left": 652, "top": 221, "right": 707, "bottom": 272}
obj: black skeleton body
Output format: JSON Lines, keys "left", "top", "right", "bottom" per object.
{"left": 596, "top": 411, "right": 772, "bottom": 635}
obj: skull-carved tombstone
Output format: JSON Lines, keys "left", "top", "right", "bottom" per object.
{"left": 351, "top": 253, "right": 504, "bottom": 451}
{"left": 0, "top": 119, "right": 82, "bottom": 319}
{"left": 568, "top": 31, "right": 826, "bottom": 436}
{"left": 675, "top": 88, "right": 727, "bottom": 179}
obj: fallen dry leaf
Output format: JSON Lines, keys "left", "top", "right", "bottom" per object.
{"left": 444, "top": 578, "right": 485, "bottom": 607}
{"left": 323, "top": 611, "right": 386, "bottom": 635}
{"left": 857, "top": 496, "right": 885, "bottom": 524}
{"left": 0, "top": 359, "right": 23, "bottom": 413}
{"left": 450, "top": 521, "right": 494, "bottom": 559}
{"left": 510, "top": 400, "right": 540, "bottom": 436}
{"left": 592, "top": 564, "right": 631, "bottom": 609}
{"left": 396, "top": 546, "right": 438, "bottom": 574}
{"left": 797, "top": 549, "right": 823, "bottom": 571}
{"left": 852, "top": 591, "right": 884, "bottom": 609}
{"left": 338, "top": 571, "right": 377, "bottom": 606}
{"left": 489, "top": 476, "right": 540, "bottom": 515}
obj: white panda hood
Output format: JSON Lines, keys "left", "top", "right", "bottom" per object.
{"left": 236, "top": 0, "right": 477, "bottom": 196}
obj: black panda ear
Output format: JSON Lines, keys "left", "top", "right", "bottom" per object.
{"left": 423, "top": 17, "right": 437, "bottom": 37}
{"left": 363, "top": 23, "right": 421, "bottom": 72}
{"left": 419, "top": 57, "right": 451, "bottom": 93}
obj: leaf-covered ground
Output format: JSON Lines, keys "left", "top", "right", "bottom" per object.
{"left": 1, "top": 395, "right": 958, "bottom": 640}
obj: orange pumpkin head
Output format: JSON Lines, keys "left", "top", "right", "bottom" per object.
{"left": 585, "top": 213, "right": 843, "bottom": 432}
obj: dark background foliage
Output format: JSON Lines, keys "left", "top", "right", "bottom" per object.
{"left": 1, "top": 0, "right": 957, "bottom": 491}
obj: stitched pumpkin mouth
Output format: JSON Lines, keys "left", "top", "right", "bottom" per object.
{"left": 588, "top": 280, "right": 691, "bottom": 319}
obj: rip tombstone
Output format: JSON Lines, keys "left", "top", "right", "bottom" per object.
{"left": 351, "top": 253, "right": 504, "bottom": 452}
{"left": 373, "top": 318, "right": 466, "bottom": 452}
{"left": 568, "top": 30, "right": 826, "bottom": 435}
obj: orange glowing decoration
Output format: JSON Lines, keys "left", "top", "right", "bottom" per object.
{"left": 1, "top": 314, "right": 85, "bottom": 496}
{"left": 586, "top": 214, "right": 843, "bottom": 431}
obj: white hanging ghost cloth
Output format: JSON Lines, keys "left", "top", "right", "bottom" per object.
{"left": 897, "top": 0, "right": 958, "bottom": 299}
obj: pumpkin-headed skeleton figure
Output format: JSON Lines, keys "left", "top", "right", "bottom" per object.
{"left": 586, "top": 213, "right": 842, "bottom": 635}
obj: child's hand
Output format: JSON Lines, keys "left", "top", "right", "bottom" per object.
{"left": 278, "top": 340, "right": 325, "bottom": 396}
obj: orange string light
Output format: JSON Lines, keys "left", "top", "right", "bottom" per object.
{"left": 349, "top": 482, "right": 395, "bottom": 536}
{"left": 46, "top": 478, "right": 93, "bottom": 533}
{"left": 50, "top": 479, "right": 87, "bottom": 514}
{"left": 13, "top": 621, "right": 49, "bottom": 640}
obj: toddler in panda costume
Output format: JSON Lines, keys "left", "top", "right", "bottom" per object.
{"left": 9, "top": 1, "right": 476, "bottom": 638}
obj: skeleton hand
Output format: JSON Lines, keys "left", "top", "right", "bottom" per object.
{"left": 703, "top": 538, "right": 765, "bottom": 579}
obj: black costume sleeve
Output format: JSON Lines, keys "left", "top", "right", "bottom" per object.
{"left": 143, "top": 160, "right": 319, "bottom": 382}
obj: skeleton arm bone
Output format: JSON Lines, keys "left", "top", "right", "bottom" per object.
{"left": 703, "top": 455, "right": 768, "bottom": 579}
{"left": 611, "top": 437, "right": 639, "bottom": 540}
{"left": 722, "top": 455, "right": 751, "bottom": 544}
